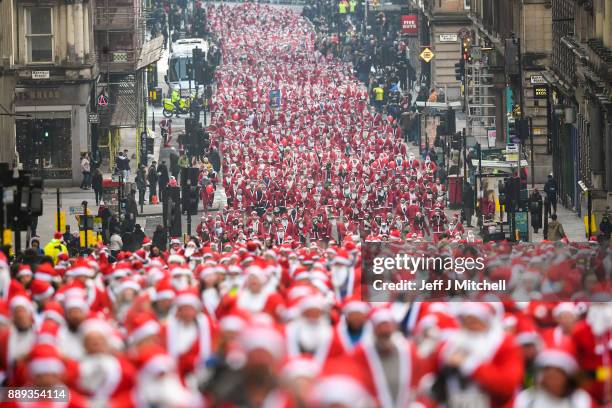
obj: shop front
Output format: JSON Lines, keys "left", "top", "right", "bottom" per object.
{"left": 14, "top": 83, "right": 92, "bottom": 185}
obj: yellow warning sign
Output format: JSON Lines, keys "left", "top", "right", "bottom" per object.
{"left": 420, "top": 47, "right": 435, "bottom": 63}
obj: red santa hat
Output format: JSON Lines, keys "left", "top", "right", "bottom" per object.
{"left": 36, "top": 320, "right": 60, "bottom": 345}
{"left": 66, "top": 260, "right": 95, "bottom": 279}
{"left": 9, "top": 293, "right": 34, "bottom": 315}
{"left": 535, "top": 344, "right": 578, "bottom": 375}
{"left": 281, "top": 356, "right": 320, "bottom": 381}
{"left": 237, "top": 325, "right": 286, "bottom": 361}
{"left": 342, "top": 296, "right": 371, "bottom": 315}
{"left": 455, "top": 302, "right": 497, "bottom": 323}
{"left": 128, "top": 313, "right": 161, "bottom": 346}
{"left": 173, "top": 288, "right": 201, "bottom": 310}
{"left": 309, "top": 375, "right": 375, "bottom": 408}
{"left": 63, "top": 293, "right": 90, "bottom": 314}
{"left": 332, "top": 249, "right": 351, "bottom": 266}
{"left": 134, "top": 344, "right": 176, "bottom": 377}
{"left": 28, "top": 343, "right": 65, "bottom": 376}
{"left": 116, "top": 277, "right": 141, "bottom": 295}
{"left": 42, "top": 301, "right": 65, "bottom": 325}
{"left": 552, "top": 302, "right": 577, "bottom": 319}
{"left": 34, "top": 263, "right": 57, "bottom": 282}
{"left": 16, "top": 265, "right": 33, "bottom": 279}
{"left": 53, "top": 231, "right": 63, "bottom": 240}
{"left": 219, "top": 311, "right": 249, "bottom": 333}
{"left": 369, "top": 306, "right": 396, "bottom": 326}
{"left": 153, "top": 279, "right": 176, "bottom": 302}
{"left": 30, "top": 279, "right": 55, "bottom": 301}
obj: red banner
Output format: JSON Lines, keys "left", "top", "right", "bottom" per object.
{"left": 401, "top": 14, "right": 418, "bottom": 35}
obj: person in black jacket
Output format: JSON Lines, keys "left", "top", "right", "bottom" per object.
{"left": 157, "top": 160, "right": 169, "bottom": 202}
{"left": 147, "top": 161, "right": 158, "bottom": 202}
{"left": 462, "top": 182, "right": 475, "bottom": 227}
{"left": 543, "top": 174, "right": 558, "bottom": 215}
{"left": 152, "top": 224, "right": 167, "bottom": 251}
{"left": 529, "top": 189, "right": 543, "bottom": 233}
{"left": 92, "top": 168, "right": 104, "bottom": 206}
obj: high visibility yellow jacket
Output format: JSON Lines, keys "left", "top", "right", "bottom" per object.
{"left": 43, "top": 239, "right": 68, "bottom": 264}
{"left": 339, "top": 1, "right": 348, "bottom": 14}
{"left": 349, "top": 0, "right": 357, "bottom": 12}
{"left": 373, "top": 87, "right": 384, "bottom": 101}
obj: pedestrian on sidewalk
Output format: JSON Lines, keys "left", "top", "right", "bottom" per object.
{"left": 135, "top": 165, "right": 147, "bottom": 206}
{"left": 599, "top": 214, "right": 612, "bottom": 241}
{"left": 80, "top": 153, "right": 91, "bottom": 189}
{"left": 152, "top": 224, "right": 167, "bottom": 252}
{"left": 544, "top": 174, "right": 558, "bottom": 215}
{"left": 547, "top": 214, "right": 566, "bottom": 241}
{"left": 529, "top": 189, "right": 543, "bottom": 234}
{"left": 92, "top": 168, "right": 104, "bottom": 206}
{"left": 462, "top": 181, "right": 474, "bottom": 227}
{"left": 157, "top": 160, "right": 169, "bottom": 202}
{"left": 116, "top": 150, "right": 131, "bottom": 181}
{"left": 147, "top": 161, "right": 159, "bottom": 203}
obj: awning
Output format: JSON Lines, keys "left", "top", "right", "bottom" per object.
{"left": 136, "top": 36, "right": 165, "bottom": 71}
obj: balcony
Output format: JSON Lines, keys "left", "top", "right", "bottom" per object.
{"left": 95, "top": 49, "right": 136, "bottom": 72}
{"left": 94, "top": 6, "right": 136, "bottom": 30}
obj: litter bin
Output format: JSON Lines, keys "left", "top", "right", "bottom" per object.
{"left": 448, "top": 175, "right": 463, "bottom": 208}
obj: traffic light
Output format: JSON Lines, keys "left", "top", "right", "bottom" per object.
{"left": 181, "top": 168, "right": 200, "bottom": 215}
{"left": 454, "top": 59, "right": 465, "bottom": 81}
{"left": 517, "top": 118, "right": 529, "bottom": 142}
{"left": 508, "top": 118, "right": 519, "bottom": 143}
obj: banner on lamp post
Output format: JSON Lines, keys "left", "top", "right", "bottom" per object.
{"left": 401, "top": 14, "right": 418, "bottom": 36}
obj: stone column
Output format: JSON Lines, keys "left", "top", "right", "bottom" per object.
{"left": 83, "top": 2, "right": 90, "bottom": 57}
{"left": 604, "top": 0, "right": 612, "bottom": 48}
{"left": 74, "top": 0, "right": 84, "bottom": 62}
{"left": 66, "top": 3, "right": 75, "bottom": 61}
{"left": 59, "top": 4, "right": 67, "bottom": 61}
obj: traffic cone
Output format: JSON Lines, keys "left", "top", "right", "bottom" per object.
{"left": 151, "top": 195, "right": 159, "bottom": 205}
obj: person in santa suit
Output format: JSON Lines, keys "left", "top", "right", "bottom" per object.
{"left": 429, "top": 207, "right": 447, "bottom": 242}
{"left": 56, "top": 292, "right": 90, "bottom": 361}
{"left": 222, "top": 261, "right": 285, "bottom": 319}
{"left": 512, "top": 344, "right": 596, "bottom": 408}
{"left": 541, "top": 302, "right": 578, "bottom": 348}
{"left": 350, "top": 307, "right": 420, "bottom": 408}
{"left": 0, "top": 294, "right": 36, "bottom": 385}
{"left": 446, "top": 214, "right": 465, "bottom": 238}
{"left": 4, "top": 343, "right": 89, "bottom": 408}
{"left": 286, "top": 294, "right": 336, "bottom": 366}
{"left": 428, "top": 302, "right": 523, "bottom": 408}
{"left": 407, "top": 152, "right": 420, "bottom": 170}
{"left": 331, "top": 298, "right": 372, "bottom": 356}
{"left": 412, "top": 211, "right": 430, "bottom": 238}
{"left": 67, "top": 262, "right": 111, "bottom": 315}
{"left": 571, "top": 300, "right": 612, "bottom": 404}
{"left": 329, "top": 249, "right": 360, "bottom": 302}
{"left": 75, "top": 318, "right": 136, "bottom": 403}
{"left": 161, "top": 288, "right": 215, "bottom": 383}
{"left": 327, "top": 213, "right": 348, "bottom": 245}
{"left": 127, "top": 344, "right": 201, "bottom": 408}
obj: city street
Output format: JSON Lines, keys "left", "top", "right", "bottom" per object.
{"left": 0, "top": 1, "right": 611, "bottom": 407}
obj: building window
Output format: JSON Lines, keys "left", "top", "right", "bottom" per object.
{"left": 464, "top": 0, "right": 471, "bottom": 10}
{"left": 26, "top": 8, "right": 53, "bottom": 63}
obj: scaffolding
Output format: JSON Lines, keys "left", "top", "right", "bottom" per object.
{"left": 465, "top": 59, "right": 496, "bottom": 148}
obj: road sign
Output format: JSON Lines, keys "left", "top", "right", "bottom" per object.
{"left": 88, "top": 113, "right": 99, "bottom": 123}
{"left": 530, "top": 75, "right": 546, "bottom": 84}
{"left": 69, "top": 206, "right": 85, "bottom": 215}
{"left": 419, "top": 48, "right": 435, "bottom": 63}
{"left": 439, "top": 34, "right": 458, "bottom": 42}
{"left": 32, "top": 70, "right": 50, "bottom": 79}
{"left": 506, "top": 143, "right": 519, "bottom": 154}
{"left": 97, "top": 94, "right": 108, "bottom": 107}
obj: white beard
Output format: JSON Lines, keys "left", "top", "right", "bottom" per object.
{"left": 443, "top": 322, "right": 504, "bottom": 366}
{"left": 78, "top": 354, "right": 121, "bottom": 398}
{"left": 586, "top": 304, "right": 612, "bottom": 336}
{"left": 173, "top": 321, "right": 198, "bottom": 355}
{"left": 237, "top": 288, "right": 269, "bottom": 314}
{"left": 331, "top": 265, "right": 350, "bottom": 288}
{"left": 8, "top": 326, "right": 35, "bottom": 364}
{"left": 138, "top": 373, "right": 199, "bottom": 407}
{"left": 294, "top": 317, "right": 331, "bottom": 353}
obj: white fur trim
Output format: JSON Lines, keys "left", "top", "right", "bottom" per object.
{"left": 154, "top": 290, "right": 175, "bottom": 302}
{"left": 129, "top": 320, "right": 160, "bottom": 345}
{"left": 536, "top": 349, "right": 578, "bottom": 374}
{"left": 174, "top": 293, "right": 201, "bottom": 309}
{"left": 29, "top": 358, "right": 65, "bottom": 375}
{"left": 32, "top": 286, "right": 55, "bottom": 301}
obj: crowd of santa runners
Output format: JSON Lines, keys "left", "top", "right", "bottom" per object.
{"left": 1, "top": 3, "right": 612, "bottom": 408}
